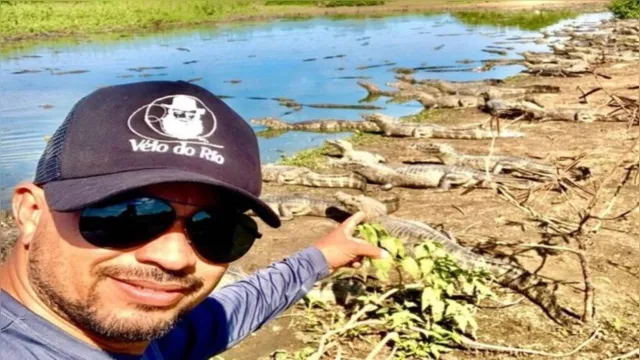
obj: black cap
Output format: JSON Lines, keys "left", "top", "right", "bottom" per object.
{"left": 33, "top": 81, "right": 280, "bottom": 228}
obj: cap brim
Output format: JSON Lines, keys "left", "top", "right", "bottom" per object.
{"left": 42, "top": 168, "right": 281, "bottom": 228}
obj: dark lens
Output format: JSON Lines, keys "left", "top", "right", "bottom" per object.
{"left": 187, "top": 211, "right": 260, "bottom": 263}
{"left": 79, "top": 197, "right": 175, "bottom": 249}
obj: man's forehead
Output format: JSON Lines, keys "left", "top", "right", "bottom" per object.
{"left": 139, "top": 182, "right": 228, "bottom": 207}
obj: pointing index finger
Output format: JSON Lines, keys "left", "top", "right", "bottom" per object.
{"left": 342, "top": 211, "right": 366, "bottom": 236}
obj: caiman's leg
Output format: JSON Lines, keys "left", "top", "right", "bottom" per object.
{"left": 492, "top": 162, "right": 504, "bottom": 174}
{"left": 437, "top": 173, "right": 471, "bottom": 191}
{"left": 278, "top": 204, "right": 294, "bottom": 221}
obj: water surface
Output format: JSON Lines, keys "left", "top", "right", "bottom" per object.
{"left": 0, "top": 12, "right": 611, "bottom": 208}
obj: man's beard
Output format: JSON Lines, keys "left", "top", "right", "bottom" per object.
{"left": 161, "top": 114, "right": 204, "bottom": 140}
{"left": 28, "top": 243, "right": 204, "bottom": 342}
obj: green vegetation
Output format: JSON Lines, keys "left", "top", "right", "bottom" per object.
{"left": 0, "top": 0, "right": 258, "bottom": 39}
{"left": 0, "top": 0, "right": 385, "bottom": 41}
{"left": 265, "top": 0, "right": 384, "bottom": 6}
{"left": 277, "top": 223, "right": 495, "bottom": 359}
{"left": 452, "top": 10, "right": 578, "bottom": 31}
{"left": 609, "top": 0, "right": 640, "bottom": 19}
{"left": 277, "top": 143, "right": 333, "bottom": 168}
{"left": 275, "top": 129, "right": 376, "bottom": 168}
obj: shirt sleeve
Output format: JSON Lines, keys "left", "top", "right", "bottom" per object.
{"left": 155, "top": 246, "right": 330, "bottom": 360}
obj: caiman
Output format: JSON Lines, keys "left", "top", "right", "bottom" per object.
{"left": 255, "top": 192, "right": 400, "bottom": 221}
{"left": 364, "top": 113, "right": 525, "bottom": 139}
{"left": 251, "top": 117, "right": 380, "bottom": 133}
{"left": 334, "top": 191, "right": 579, "bottom": 326}
{"left": 484, "top": 99, "right": 612, "bottom": 123}
{"left": 262, "top": 164, "right": 367, "bottom": 190}
{"left": 414, "top": 143, "right": 591, "bottom": 181}
{"left": 331, "top": 160, "right": 535, "bottom": 190}
{"left": 325, "top": 139, "right": 386, "bottom": 164}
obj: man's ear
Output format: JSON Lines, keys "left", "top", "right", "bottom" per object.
{"left": 11, "top": 182, "right": 47, "bottom": 246}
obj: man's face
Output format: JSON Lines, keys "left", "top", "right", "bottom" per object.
{"left": 27, "top": 183, "right": 232, "bottom": 342}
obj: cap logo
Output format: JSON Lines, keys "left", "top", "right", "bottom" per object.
{"left": 127, "top": 95, "right": 224, "bottom": 164}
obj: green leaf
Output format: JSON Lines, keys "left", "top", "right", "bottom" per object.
{"left": 401, "top": 257, "right": 422, "bottom": 280}
{"left": 372, "top": 258, "right": 393, "bottom": 281}
{"left": 394, "top": 237, "right": 407, "bottom": 258}
{"left": 414, "top": 244, "right": 428, "bottom": 259}
{"left": 445, "top": 283, "right": 456, "bottom": 296}
{"left": 468, "top": 316, "right": 478, "bottom": 337}
{"left": 380, "top": 236, "right": 399, "bottom": 257}
{"left": 421, "top": 287, "right": 438, "bottom": 311}
{"left": 454, "top": 314, "right": 469, "bottom": 332}
{"left": 431, "top": 299, "right": 445, "bottom": 322}
{"left": 420, "top": 259, "right": 434, "bottom": 276}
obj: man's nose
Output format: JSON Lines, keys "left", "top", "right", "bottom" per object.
{"left": 134, "top": 221, "right": 197, "bottom": 272}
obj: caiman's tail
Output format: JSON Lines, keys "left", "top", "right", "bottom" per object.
{"left": 432, "top": 128, "right": 524, "bottom": 139}
{"left": 305, "top": 172, "right": 368, "bottom": 191}
{"left": 478, "top": 172, "right": 538, "bottom": 190}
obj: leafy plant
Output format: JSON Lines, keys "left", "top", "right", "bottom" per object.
{"left": 279, "top": 222, "right": 495, "bottom": 359}
{"left": 609, "top": 0, "right": 640, "bottom": 19}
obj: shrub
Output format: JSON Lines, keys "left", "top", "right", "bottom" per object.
{"left": 609, "top": 0, "right": 640, "bottom": 19}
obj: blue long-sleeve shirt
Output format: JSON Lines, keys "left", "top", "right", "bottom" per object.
{"left": 0, "top": 247, "right": 330, "bottom": 360}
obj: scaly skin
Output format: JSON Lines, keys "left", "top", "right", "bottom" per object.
{"left": 251, "top": 117, "right": 380, "bottom": 133}
{"left": 331, "top": 161, "right": 535, "bottom": 190}
{"left": 415, "top": 143, "right": 559, "bottom": 175}
{"left": 256, "top": 193, "right": 399, "bottom": 221}
{"left": 262, "top": 164, "right": 367, "bottom": 190}
{"left": 334, "top": 192, "right": 579, "bottom": 326}
{"left": 364, "top": 113, "right": 524, "bottom": 139}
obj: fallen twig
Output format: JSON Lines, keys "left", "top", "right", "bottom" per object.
{"left": 607, "top": 348, "right": 640, "bottom": 360}
{"left": 459, "top": 327, "right": 600, "bottom": 357}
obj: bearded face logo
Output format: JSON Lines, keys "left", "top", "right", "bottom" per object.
{"left": 156, "top": 95, "right": 206, "bottom": 140}
{"left": 128, "top": 94, "right": 220, "bottom": 148}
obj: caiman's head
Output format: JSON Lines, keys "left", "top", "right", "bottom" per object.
{"left": 395, "top": 74, "right": 416, "bottom": 84}
{"left": 357, "top": 80, "right": 379, "bottom": 94}
{"left": 250, "top": 117, "right": 288, "bottom": 129}
{"left": 410, "top": 143, "right": 455, "bottom": 155}
{"left": 334, "top": 191, "right": 388, "bottom": 220}
{"left": 325, "top": 139, "right": 353, "bottom": 154}
{"left": 361, "top": 113, "right": 394, "bottom": 127}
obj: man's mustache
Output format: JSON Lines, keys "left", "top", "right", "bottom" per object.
{"left": 97, "top": 266, "right": 204, "bottom": 293}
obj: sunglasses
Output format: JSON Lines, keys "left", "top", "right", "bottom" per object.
{"left": 78, "top": 195, "right": 262, "bottom": 263}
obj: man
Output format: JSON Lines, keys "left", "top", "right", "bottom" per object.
{"left": 0, "top": 81, "right": 386, "bottom": 359}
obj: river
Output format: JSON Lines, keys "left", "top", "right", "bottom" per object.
{"left": 0, "top": 11, "right": 611, "bottom": 208}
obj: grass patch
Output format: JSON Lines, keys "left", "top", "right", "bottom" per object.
{"left": 265, "top": 0, "right": 384, "bottom": 7}
{"left": 609, "top": 0, "right": 640, "bottom": 19}
{"left": 452, "top": 10, "right": 578, "bottom": 31}
{"left": 400, "top": 109, "right": 449, "bottom": 123}
{"left": 276, "top": 130, "right": 378, "bottom": 168}
{"left": 0, "top": 0, "right": 259, "bottom": 39}
{"left": 277, "top": 145, "right": 331, "bottom": 169}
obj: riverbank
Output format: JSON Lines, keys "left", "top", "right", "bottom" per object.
{"left": 0, "top": 0, "right": 611, "bottom": 49}
{"left": 223, "top": 16, "right": 639, "bottom": 359}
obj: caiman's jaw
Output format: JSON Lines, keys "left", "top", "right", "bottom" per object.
{"left": 334, "top": 192, "right": 388, "bottom": 220}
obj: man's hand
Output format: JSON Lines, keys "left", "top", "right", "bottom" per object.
{"left": 313, "top": 211, "right": 389, "bottom": 273}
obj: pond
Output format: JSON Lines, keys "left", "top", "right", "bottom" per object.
{"left": 0, "top": 11, "right": 612, "bottom": 208}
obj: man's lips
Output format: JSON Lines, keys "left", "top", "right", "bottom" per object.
{"left": 110, "top": 277, "right": 190, "bottom": 307}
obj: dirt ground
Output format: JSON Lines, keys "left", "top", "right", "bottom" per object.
{"left": 222, "top": 63, "right": 640, "bottom": 359}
